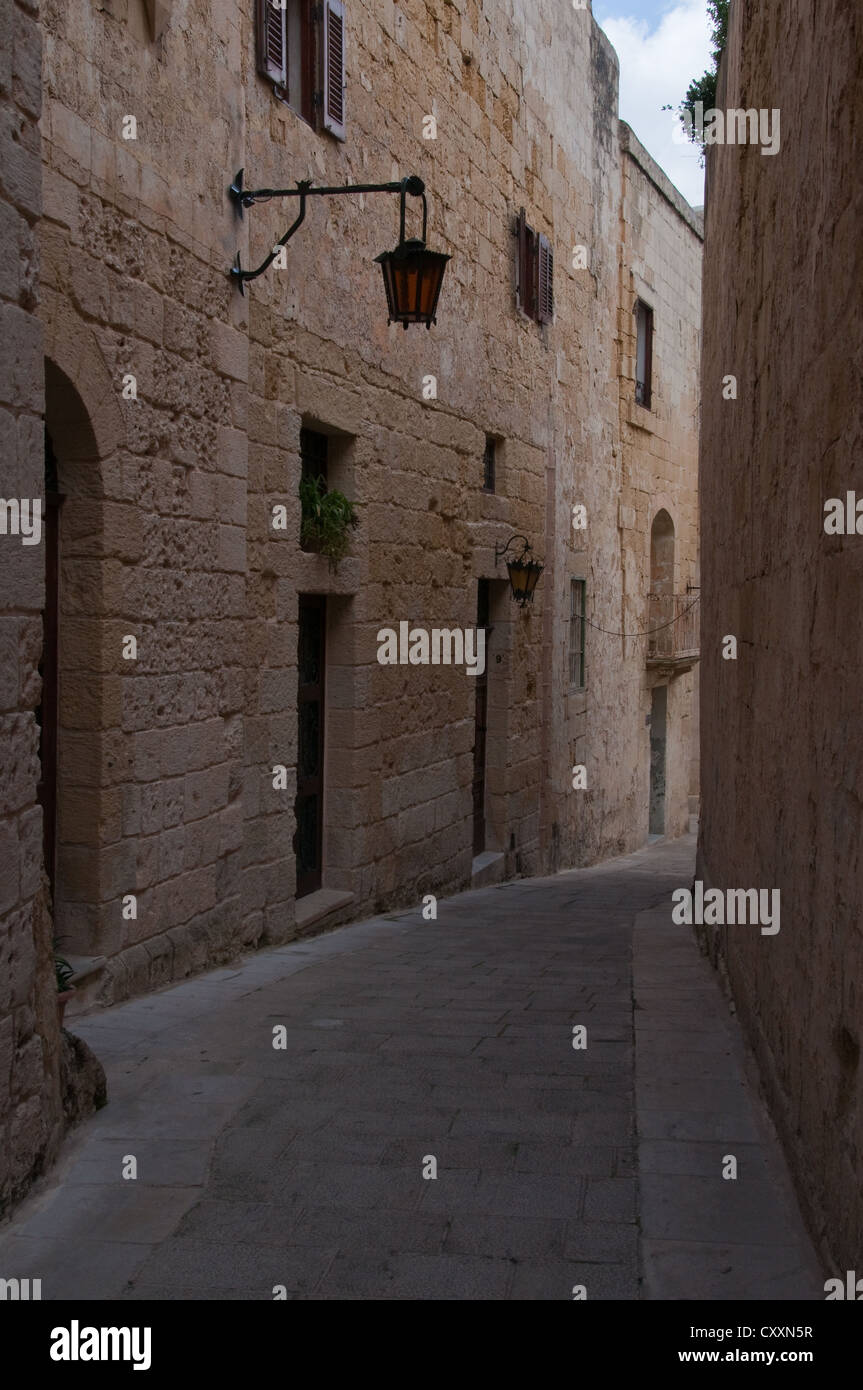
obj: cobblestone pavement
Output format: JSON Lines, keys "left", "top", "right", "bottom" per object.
{"left": 0, "top": 836, "right": 822, "bottom": 1300}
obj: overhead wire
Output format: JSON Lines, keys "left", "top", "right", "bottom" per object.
{"left": 577, "top": 594, "right": 700, "bottom": 640}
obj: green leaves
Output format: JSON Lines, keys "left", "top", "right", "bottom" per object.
{"left": 299, "top": 473, "right": 359, "bottom": 571}
{"left": 707, "top": 0, "right": 729, "bottom": 66}
{"left": 665, "top": 0, "right": 729, "bottom": 164}
{"left": 55, "top": 954, "right": 74, "bottom": 993}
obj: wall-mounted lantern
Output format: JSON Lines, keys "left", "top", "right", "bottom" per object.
{"left": 229, "top": 170, "right": 450, "bottom": 329}
{"left": 495, "top": 534, "right": 544, "bottom": 605}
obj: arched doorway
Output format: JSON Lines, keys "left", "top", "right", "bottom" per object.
{"left": 40, "top": 360, "right": 109, "bottom": 958}
{"left": 37, "top": 430, "right": 62, "bottom": 900}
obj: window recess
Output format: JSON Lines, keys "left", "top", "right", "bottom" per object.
{"left": 257, "top": 0, "right": 346, "bottom": 138}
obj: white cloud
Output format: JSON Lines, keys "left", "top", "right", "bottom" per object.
{"left": 597, "top": 1, "right": 712, "bottom": 207}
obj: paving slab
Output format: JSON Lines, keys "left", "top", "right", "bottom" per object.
{"left": 0, "top": 835, "right": 823, "bottom": 1300}
{"left": 633, "top": 900, "right": 823, "bottom": 1299}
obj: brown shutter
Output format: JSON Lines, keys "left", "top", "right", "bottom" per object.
{"left": 257, "top": 0, "right": 287, "bottom": 86}
{"left": 644, "top": 303, "right": 653, "bottom": 408}
{"left": 516, "top": 208, "right": 529, "bottom": 315}
{"left": 538, "top": 233, "right": 554, "bottom": 323}
{"left": 300, "top": 0, "right": 316, "bottom": 125}
{"left": 322, "top": 0, "right": 346, "bottom": 139}
{"left": 511, "top": 205, "right": 525, "bottom": 309}
{"left": 527, "top": 224, "right": 539, "bottom": 320}
{"left": 636, "top": 300, "right": 654, "bottom": 408}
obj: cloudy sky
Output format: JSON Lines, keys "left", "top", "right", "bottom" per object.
{"left": 593, "top": 0, "right": 712, "bottom": 207}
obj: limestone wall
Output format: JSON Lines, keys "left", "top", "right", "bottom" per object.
{"left": 697, "top": 0, "right": 863, "bottom": 1269}
{"left": 38, "top": 0, "right": 250, "bottom": 993}
{"left": 617, "top": 125, "right": 701, "bottom": 850}
{"left": 26, "top": 0, "right": 702, "bottom": 1007}
{"left": 0, "top": 0, "right": 65, "bottom": 1217}
{"left": 0, "top": 0, "right": 704, "bottom": 1214}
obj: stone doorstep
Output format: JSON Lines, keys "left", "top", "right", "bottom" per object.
{"left": 62, "top": 955, "right": 107, "bottom": 1020}
{"left": 471, "top": 851, "right": 506, "bottom": 889}
{"left": 65, "top": 955, "right": 107, "bottom": 985}
{"left": 294, "top": 889, "right": 356, "bottom": 935}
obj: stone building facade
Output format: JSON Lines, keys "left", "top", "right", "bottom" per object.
{"left": 613, "top": 123, "right": 701, "bottom": 851}
{"left": 698, "top": 0, "right": 862, "bottom": 1271}
{"left": 0, "top": 0, "right": 63, "bottom": 1217}
{"left": 1, "top": 0, "right": 701, "bottom": 1213}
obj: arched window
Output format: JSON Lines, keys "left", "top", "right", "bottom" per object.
{"left": 650, "top": 509, "right": 675, "bottom": 597}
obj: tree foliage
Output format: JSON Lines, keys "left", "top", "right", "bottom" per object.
{"left": 664, "top": 0, "right": 729, "bottom": 162}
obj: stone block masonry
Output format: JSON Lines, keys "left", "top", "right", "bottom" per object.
{"left": 0, "top": 0, "right": 105, "bottom": 1221}
{"left": 0, "top": 0, "right": 701, "bottom": 1211}
{"left": 697, "top": 0, "right": 863, "bottom": 1271}
{"left": 0, "top": 0, "right": 59, "bottom": 1218}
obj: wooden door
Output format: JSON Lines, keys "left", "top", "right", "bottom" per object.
{"left": 295, "top": 595, "right": 326, "bottom": 897}
{"left": 472, "top": 579, "right": 490, "bottom": 855}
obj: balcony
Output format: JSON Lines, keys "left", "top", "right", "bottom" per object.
{"left": 646, "top": 592, "right": 700, "bottom": 678}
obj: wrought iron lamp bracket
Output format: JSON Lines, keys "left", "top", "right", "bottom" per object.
{"left": 228, "top": 169, "right": 427, "bottom": 294}
{"left": 495, "top": 534, "right": 533, "bottom": 564}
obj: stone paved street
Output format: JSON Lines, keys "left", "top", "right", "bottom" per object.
{"left": 0, "top": 837, "right": 821, "bottom": 1300}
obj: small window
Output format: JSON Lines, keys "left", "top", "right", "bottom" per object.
{"left": 482, "top": 436, "right": 496, "bottom": 493}
{"left": 635, "top": 299, "right": 653, "bottom": 409}
{"left": 515, "top": 210, "right": 553, "bottom": 324}
{"left": 300, "top": 427, "right": 328, "bottom": 485}
{"left": 516, "top": 208, "right": 537, "bottom": 320}
{"left": 569, "top": 579, "right": 586, "bottom": 688}
{"left": 256, "top": 0, "right": 346, "bottom": 137}
{"left": 299, "top": 427, "right": 329, "bottom": 554}
{"left": 477, "top": 577, "right": 490, "bottom": 631}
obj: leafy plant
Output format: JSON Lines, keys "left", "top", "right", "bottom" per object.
{"left": 663, "top": 0, "right": 729, "bottom": 165}
{"left": 299, "top": 473, "right": 359, "bottom": 571}
{"left": 55, "top": 953, "right": 74, "bottom": 993}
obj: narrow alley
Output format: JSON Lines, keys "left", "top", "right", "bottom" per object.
{"left": 0, "top": 839, "right": 820, "bottom": 1301}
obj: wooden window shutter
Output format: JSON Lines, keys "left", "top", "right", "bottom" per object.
{"left": 644, "top": 303, "right": 654, "bottom": 408}
{"left": 516, "top": 208, "right": 526, "bottom": 312}
{"left": 635, "top": 300, "right": 654, "bottom": 408}
{"left": 516, "top": 208, "right": 533, "bottom": 317}
{"left": 257, "top": 0, "right": 287, "bottom": 86}
{"left": 322, "top": 0, "right": 346, "bottom": 140}
{"left": 538, "top": 233, "right": 554, "bottom": 323}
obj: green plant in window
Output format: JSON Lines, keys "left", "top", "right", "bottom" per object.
{"left": 299, "top": 473, "right": 359, "bottom": 571}
{"left": 55, "top": 951, "right": 74, "bottom": 993}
